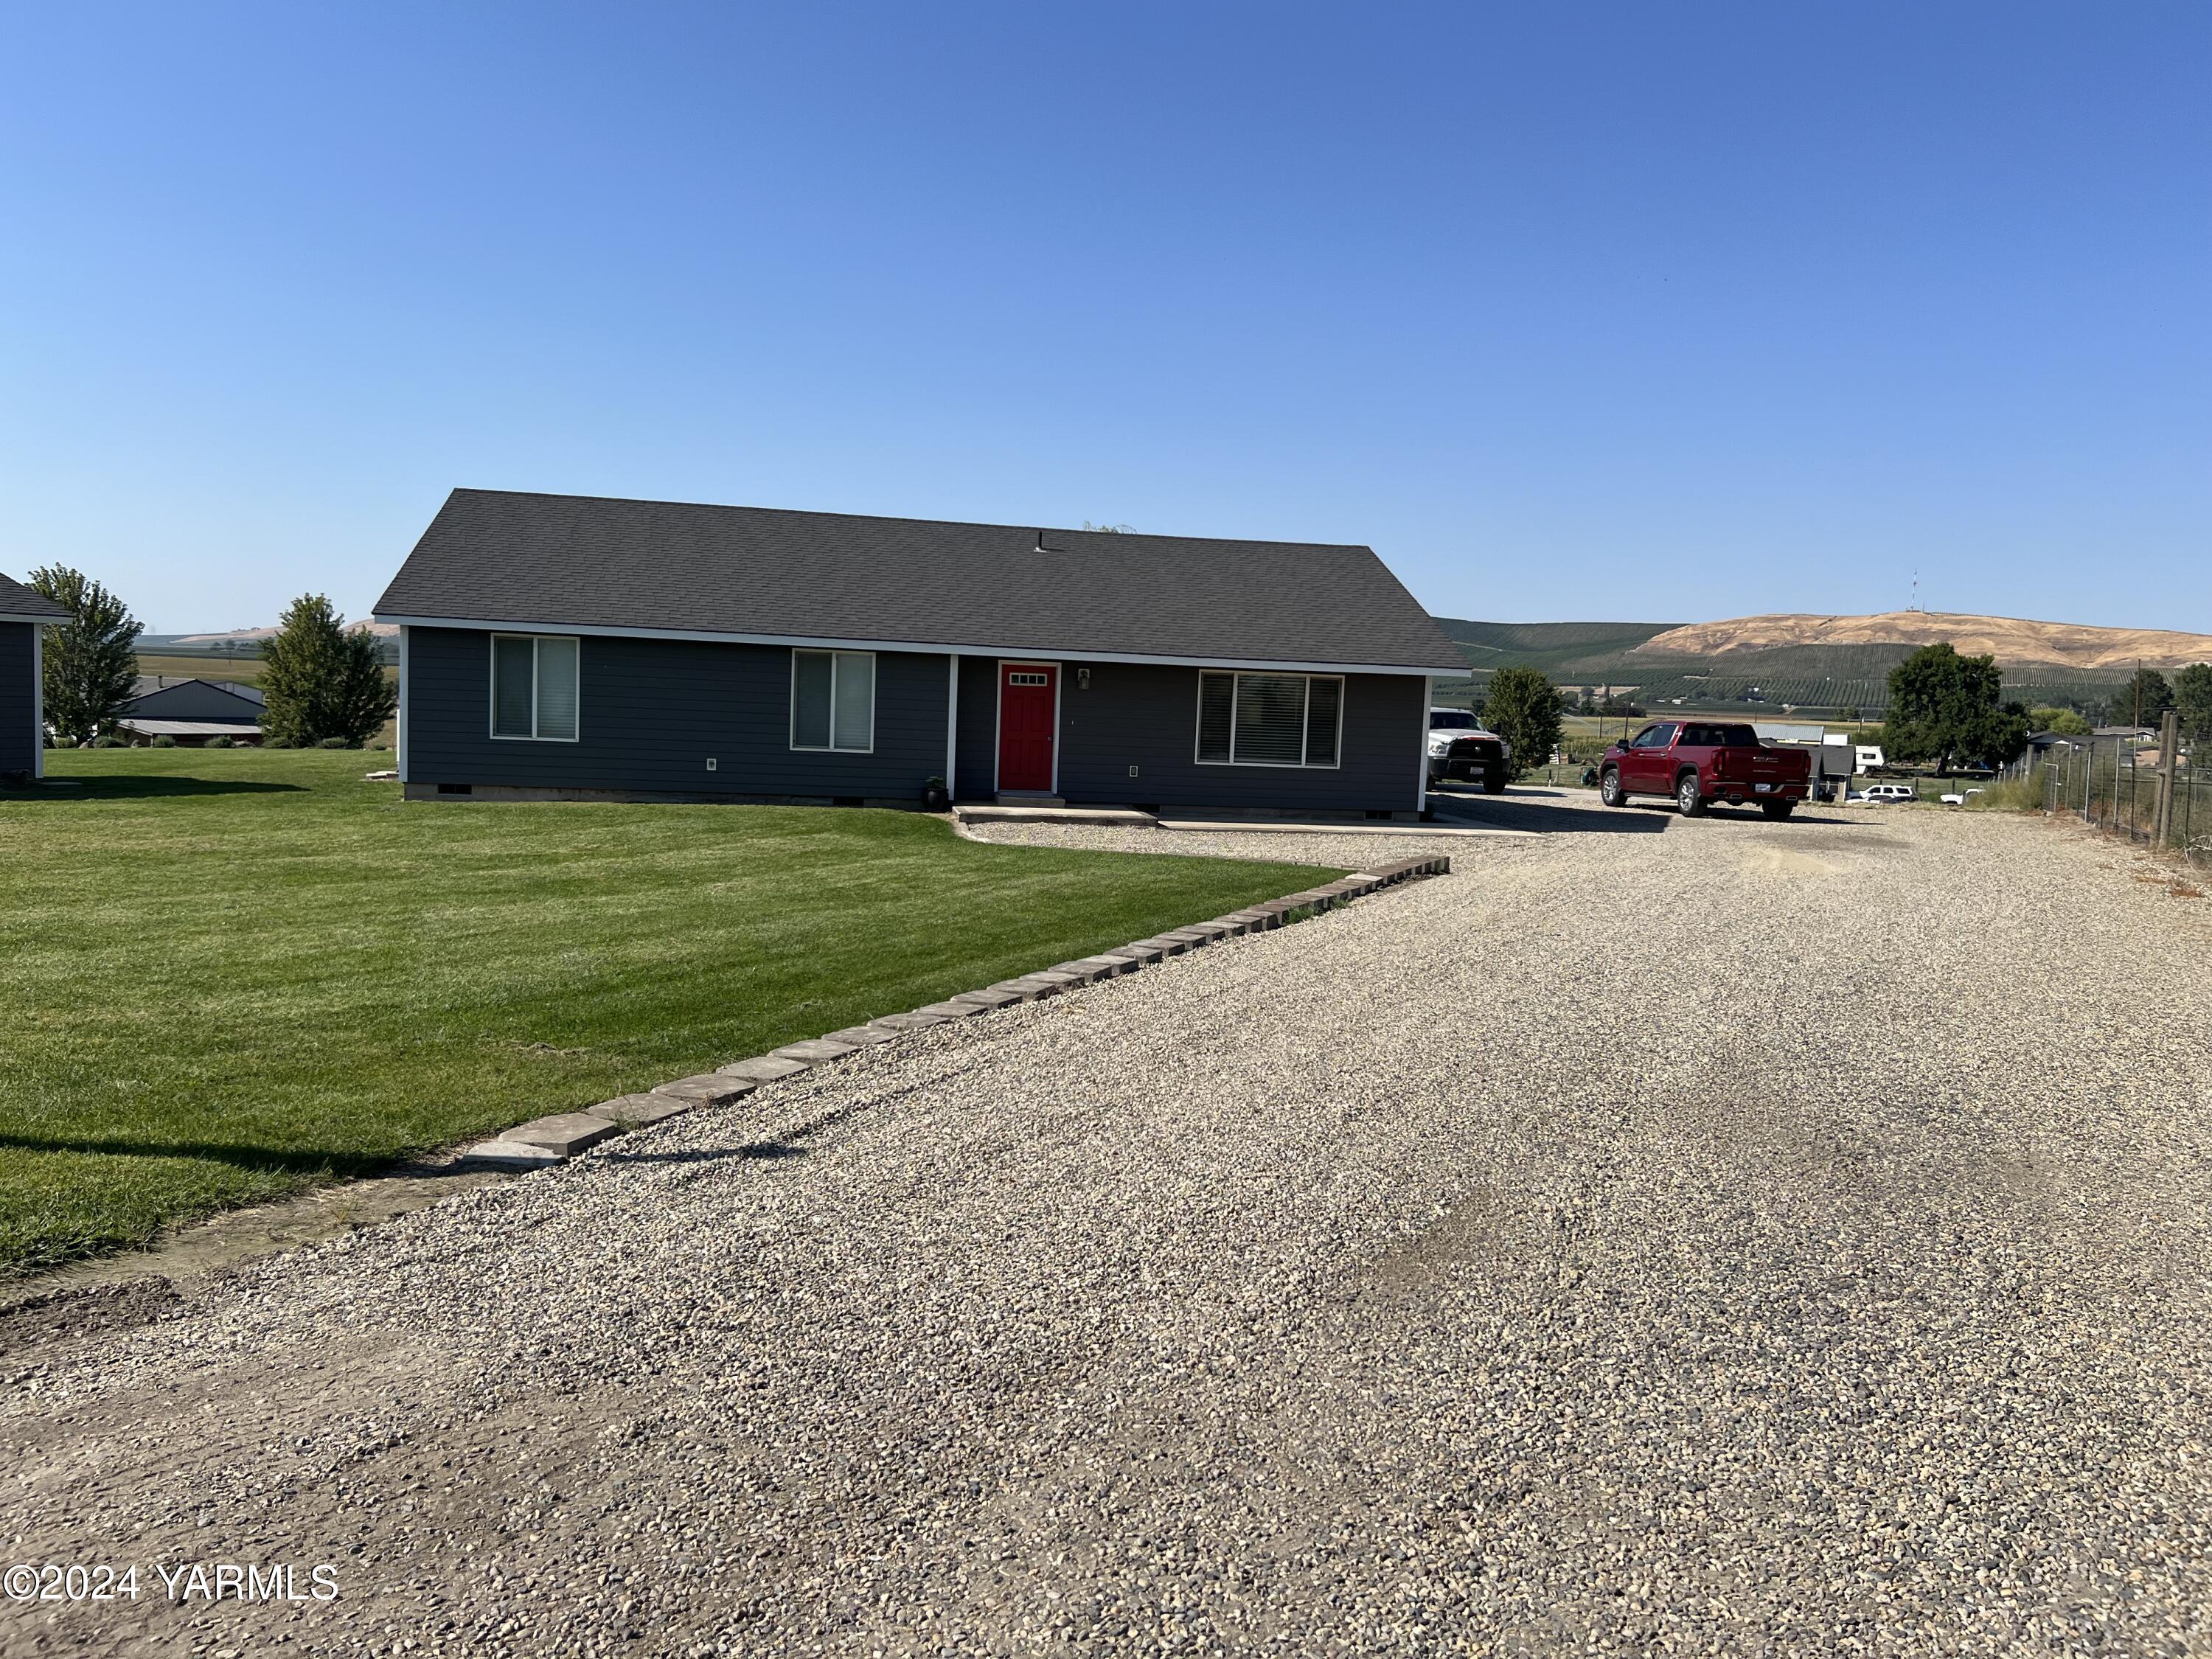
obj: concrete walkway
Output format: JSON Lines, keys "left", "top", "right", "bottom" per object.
{"left": 6, "top": 803, "right": 2211, "bottom": 1656}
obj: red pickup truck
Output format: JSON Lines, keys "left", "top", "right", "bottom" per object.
{"left": 1598, "top": 721, "right": 1812, "bottom": 818}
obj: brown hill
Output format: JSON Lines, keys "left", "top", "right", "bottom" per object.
{"left": 172, "top": 622, "right": 397, "bottom": 643}
{"left": 1632, "top": 611, "right": 2212, "bottom": 673}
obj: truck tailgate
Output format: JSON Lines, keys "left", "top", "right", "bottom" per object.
{"left": 1718, "top": 746, "right": 1811, "bottom": 782}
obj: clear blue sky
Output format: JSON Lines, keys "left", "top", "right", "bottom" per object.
{"left": 1, "top": 3, "right": 2205, "bottom": 633}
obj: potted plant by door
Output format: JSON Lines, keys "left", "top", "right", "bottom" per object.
{"left": 922, "top": 775, "right": 950, "bottom": 812}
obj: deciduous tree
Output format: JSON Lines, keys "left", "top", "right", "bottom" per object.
{"left": 27, "top": 566, "right": 141, "bottom": 744}
{"left": 1882, "top": 643, "right": 2029, "bottom": 773}
{"left": 2030, "top": 706, "right": 2091, "bottom": 737}
{"left": 2175, "top": 663, "right": 2212, "bottom": 745}
{"left": 1482, "top": 667, "right": 1562, "bottom": 782}
{"left": 260, "top": 595, "right": 397, "bottom": 748}
{"left": 2118, "top": 667, "right": 2174, "bottom": 729}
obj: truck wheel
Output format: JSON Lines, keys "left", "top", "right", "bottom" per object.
{"left": 1481, "top": 771, "right": 1506, "bottom": 794}
{"left": 1676, "top": 772, "right": 1707, "bottom": 817}
{"left": 1599, "top": 766, "right": 1624, "bottom": 807}
{"left": 1761, "top": 800, "right": 1795, "bottom": 820}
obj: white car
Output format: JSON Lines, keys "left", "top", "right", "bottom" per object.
{"left": 1939, "top": 791, "right": 1966, "bottom": 806}
{"left": 1855, "top": 783, "right": 1918, "bottom": 804}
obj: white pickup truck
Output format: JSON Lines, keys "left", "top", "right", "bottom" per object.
{"left": 1426, "top": 709, "right": 1510, "bottom": 793}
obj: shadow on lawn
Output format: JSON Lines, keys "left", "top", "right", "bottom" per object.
{"left": 0, "top": 775, "right": 306, "bottom": 803}
{"left": 0, "top": 1133, "right": 382, "bottom": 1177}
{"left": 3, "top": 1133, "right": 814, "bottom": 1174}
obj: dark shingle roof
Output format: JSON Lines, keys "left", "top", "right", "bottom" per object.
{"left": 0, "top": 572, "right": 70, "bottom": 622}
{"left": 128, "top": 676, "right": 265, "bottom": 708}
{"left": 373, "top": 490, "right": 1466, "bottom": 672}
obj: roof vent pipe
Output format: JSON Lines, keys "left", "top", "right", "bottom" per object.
{"left": 1034, "top": 530, "right": 1046, "bottom": 552}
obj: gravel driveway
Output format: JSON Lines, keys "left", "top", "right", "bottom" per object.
{"left": 7, "top": 799, "right": 2212, "bottom": 1657}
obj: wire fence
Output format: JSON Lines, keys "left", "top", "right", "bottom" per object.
{"left": 2039, "top": 741, "right": 2210, "bottom": 868}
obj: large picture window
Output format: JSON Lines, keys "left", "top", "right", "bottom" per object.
{"left": 490, "top": 634, "right": 580, "bottom": 741}
{"left": 1195, "top": 671, "right": 1342, "bottom": 768}
{"left": 791, "top": 649, "right": 875, "bottom": 752}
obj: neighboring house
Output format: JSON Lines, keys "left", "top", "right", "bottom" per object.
{"left": 0, "top": 572, "right": 70, "bottom": 782}
{"left": 372, "top": 490, "right": 1468, "bottom": 815}
{"left": 117, "top": 676, "right": 267, "bottom": 745}
{"left": 1751, "top": 720, "right": 1827, "bottom": 746}
{"left": 2023, "top": 730, "right": 2088, "bottom": 762}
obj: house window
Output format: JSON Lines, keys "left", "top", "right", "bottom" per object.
{"left": 1195, "top": 671, "right": 1342, "bottom": 768}
{"left": 490, "top": 634, "right": 580, "bottom": 741}
{"left": 791, "top": 650, "right": 875, "bottom": 752}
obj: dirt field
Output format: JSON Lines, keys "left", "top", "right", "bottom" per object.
{"left": 5, "top": 797, "right": 2210, "bottom": 1657}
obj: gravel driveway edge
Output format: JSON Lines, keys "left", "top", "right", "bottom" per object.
{"left": 459, "top": 853, "right": 1453, "bottom": 1169}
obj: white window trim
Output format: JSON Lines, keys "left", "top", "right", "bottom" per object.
{"left": 789, "top": 648, "right": 877, "bottom": 754}
{"left": 944, "top": 654, "right": 959, "bottom": 791}
{"left": 1414, "top": 674, "right": 1428, "bottom": 812}
{"left": 1193, "top": 669, "right": 1345, "bottom": 769}
{"left": 488, "top": 633, "right": 581, "bottom": 742}
{"left": 992, "top": 660, "right": 1061, "bottom": 796}
{"left": 32, "top": 623, "right": 45, "bottom": 780}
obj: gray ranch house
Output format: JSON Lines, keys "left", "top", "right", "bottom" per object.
{"left": 119, "top": 676, "right": 268, "bottom": 745}
{"left": 0, "top": 572, "right": 69, "bottom": 782}
{"left": 372, "top": 490, "right": 1466, "bottom": 817}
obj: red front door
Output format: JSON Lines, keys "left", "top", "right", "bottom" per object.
{"left": 998, "top": 664, "right": 1057, "bottom": 792}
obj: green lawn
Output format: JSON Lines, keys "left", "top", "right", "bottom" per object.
{"left": 0, "top": 751, "right": 1339, "bottom": 1278}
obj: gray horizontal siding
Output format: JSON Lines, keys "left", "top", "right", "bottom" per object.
{"left": 404, "top": 627, "right": 950, "bottom": 799}
{"left": 948, "top": 653, "right": 1422, "bottom": 811}
{"left": 0, "top": 622, "right": 36, "bottom": 777}
{"left": 125, "top": 681, "right": 263, "bottom": 722}
{"left": 954, "top": 654, "right": 1001, "bottom": 801}
{"left": 1057, "top": 662, "right": 1422, "bottom": 812}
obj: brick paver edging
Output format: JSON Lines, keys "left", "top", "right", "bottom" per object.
{"left": 461, "top": 854, "right": 1451, "bottom": 1166}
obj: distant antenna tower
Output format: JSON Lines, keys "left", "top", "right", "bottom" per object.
{"left": 1909, "top": 569, "right": 1921, "bottom": 613}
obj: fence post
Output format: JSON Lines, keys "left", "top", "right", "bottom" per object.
{"left": 2154, "top": 709, "right": 2179, "bottom": 847}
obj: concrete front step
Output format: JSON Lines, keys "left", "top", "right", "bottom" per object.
{"left": 955, "top": 803, "right": 1159, "bottom": 826}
